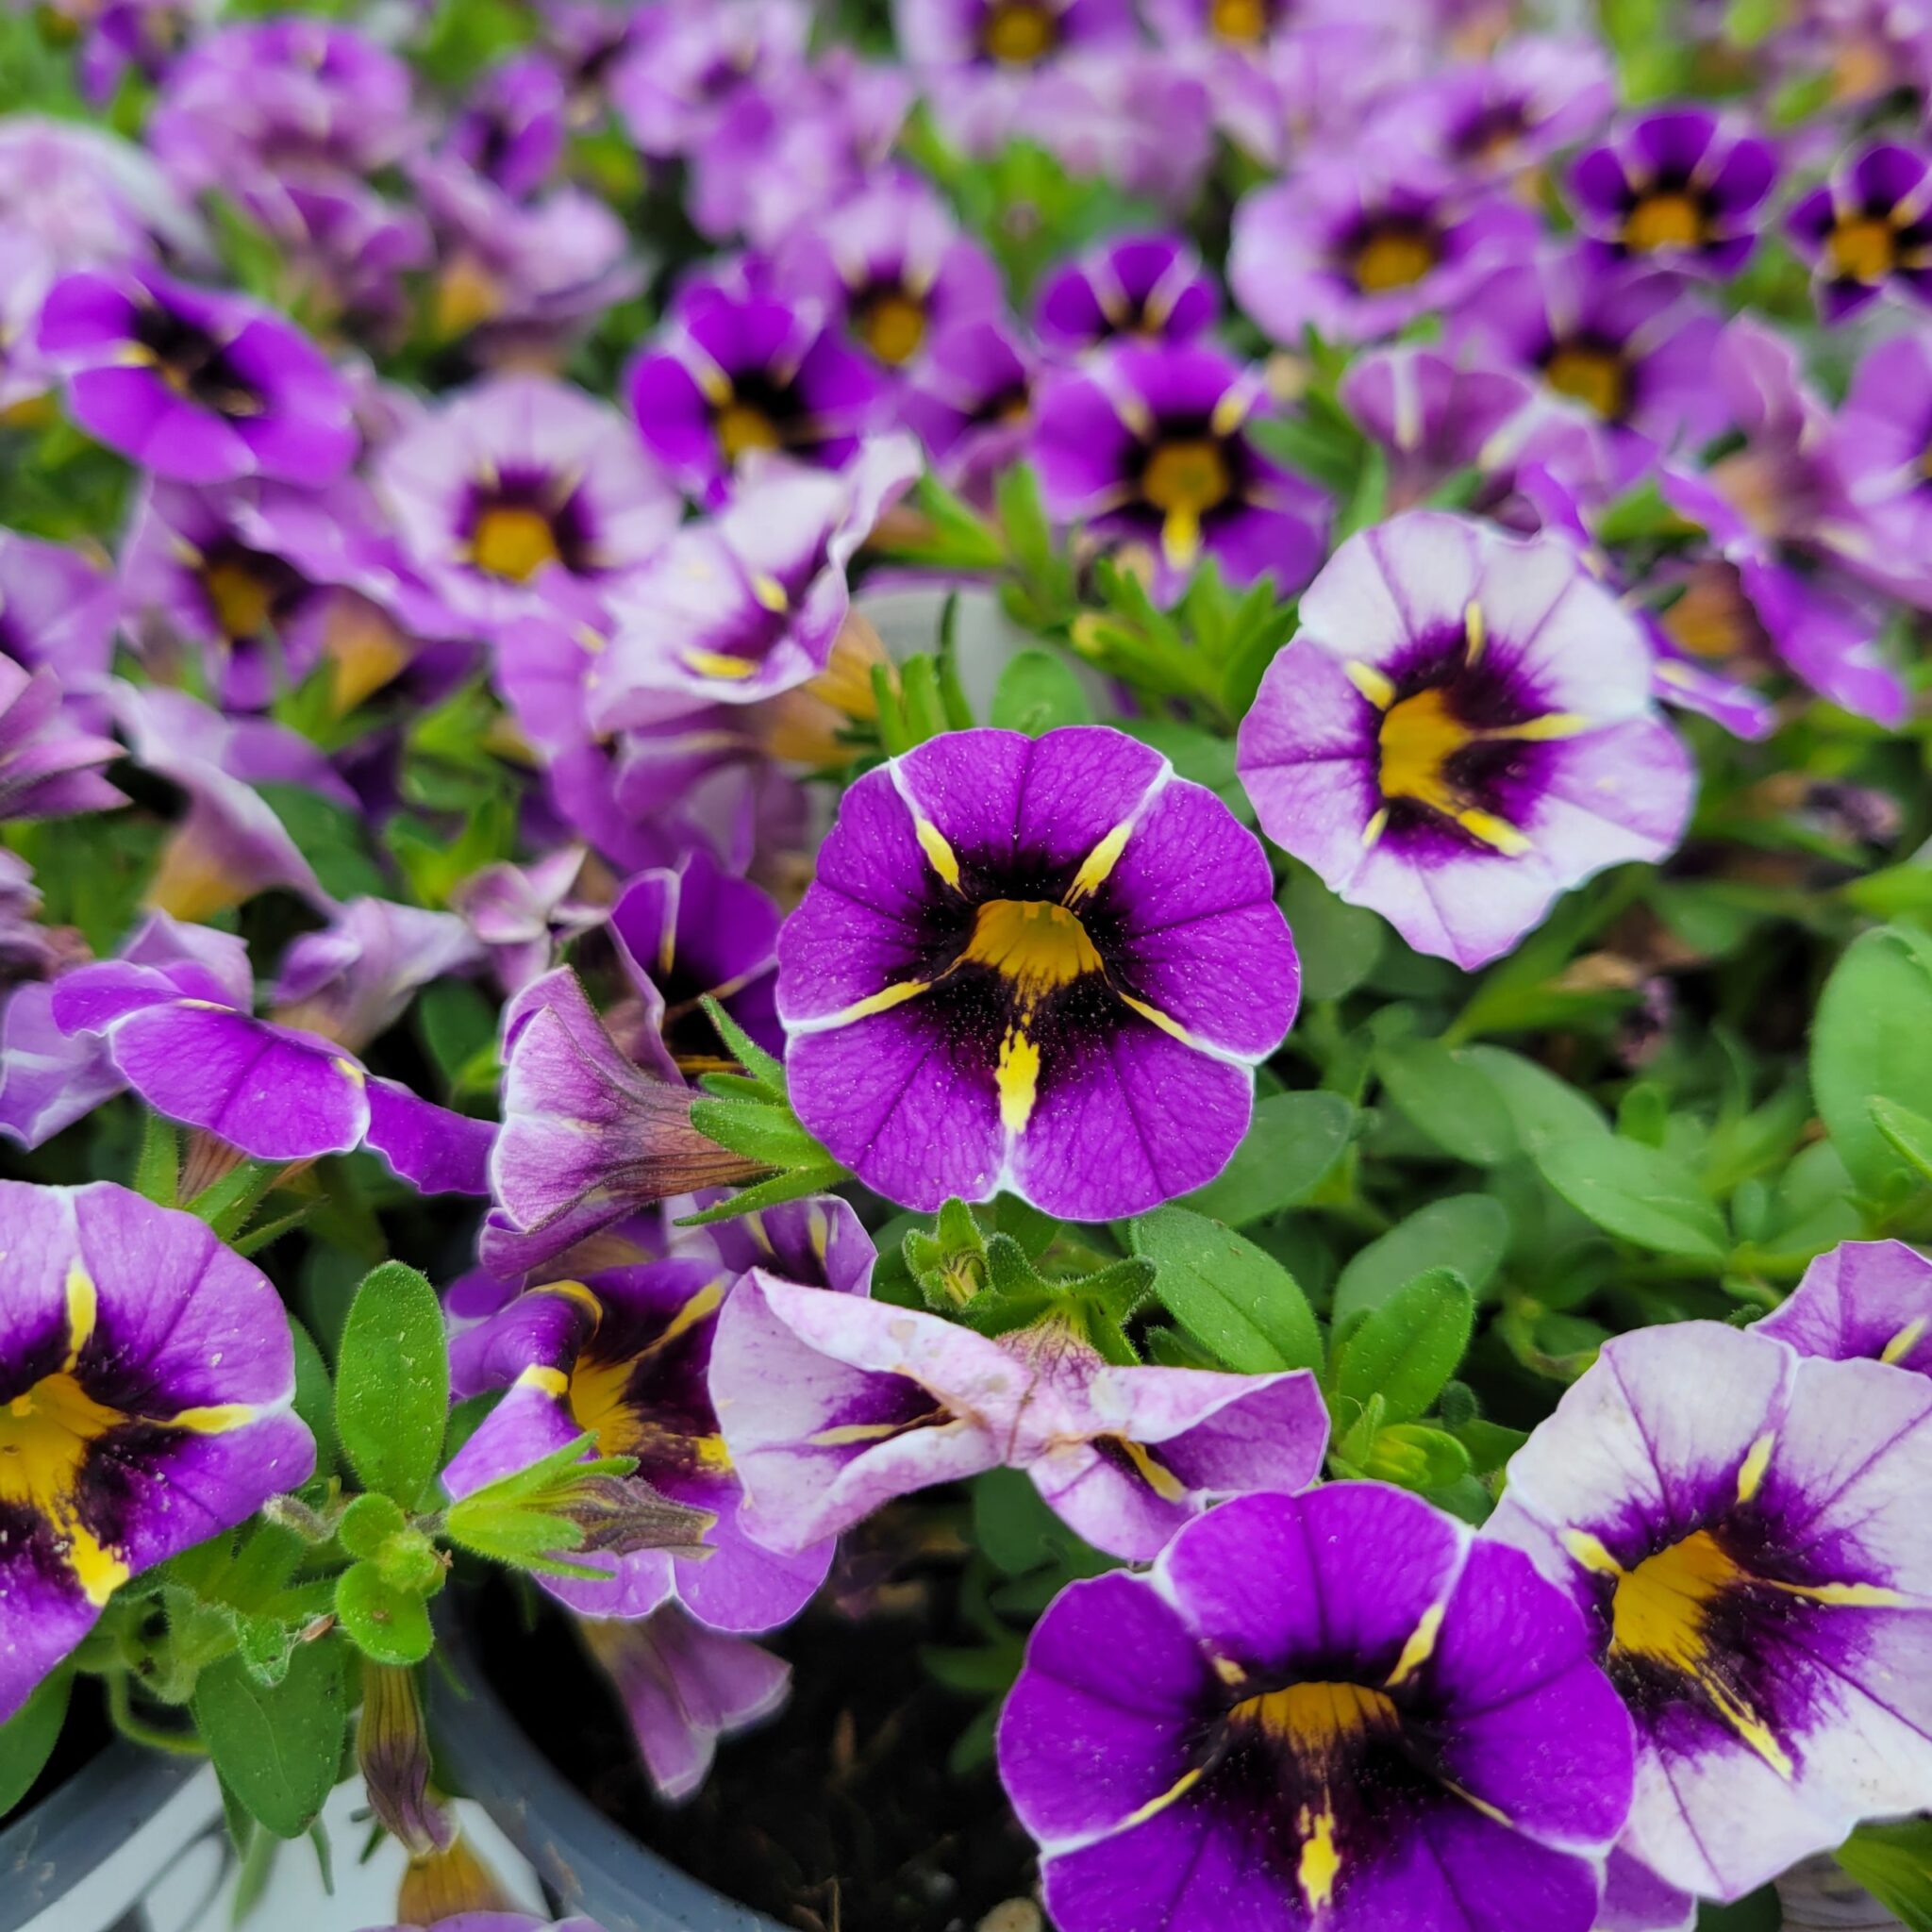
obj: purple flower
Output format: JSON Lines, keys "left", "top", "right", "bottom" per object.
{"left": 894, "top": 0, "right": 1140, "bottom": 73}
{"left": 1788, "top": 142, "right": 1932, "bottom": 323}
{"left": 998, "top": 1484, "right": 1634, "bottom": 1932}
{"left": 1010, "top": 51, "right": 1217, "bottom": 211}
{"left": 481, "top": 967, "right": 763, "bottom": 1280}
{"left": 449, "top": 54, "right": 567, "bottom": 200}
{"left": 1237, "top": 513, "right": 1695, "bottom": 971}
{"left": 609, "top": 848, "right": 783, "bottom": 1065}
{"left": 375, "top": 375, "right": 680, "bottom": 632}
{"left": 1034, "top": 233, "right": 1219, "bottom": 358}
{"left": 1339, "top": 345, "right": 1538, "bottom": 512}
{"left": 1569, "top": 107, "right": 1780, "bottom": 278}
{"left": 453, "top": 849, "right": 604, "bottom": 997}
{"left": 0, "top": 853, "right": 53, "bottom": 981}
{"left": 772, "top": 178, "right": 1003, "bottom": 373}
{"left": 1033, "top": 341, "right": 1328, "bottom": 598}
{"left": 1449, "top": 249, "right": 1726, "bottom": 489}
{"left": 777, "top": 724, "right": 1299, "bottom": 1219}
{"left": 1834, "top": 329, "right": 1932, "bottom": 605}
{"left": 0, "top": 225, "right": 58, "bottom": 413}
{"left": 446, "top": 1201, "right": 874, "bottom": 1631}
{"left": 270, "top": 898, "right": 482, "bottom": 1054}
{"left": 0, "top": 661, "right": 124, "bottom": 823}
{"left": 48, "top": 947, "right": 492, "bottom": 1192}
{"left": 38, "top": 266, "right": 358, "bottom": 487}
{"left": 1229, "top": 157, "right": 1539, "bottom": 346}
{"left": 1757, "top": 1239, "right": 1932, "bottom": 1375}
{"left": 609, "top": 0, "right": 811, "bottom": 158}
{"left": 899, "top": 316, "right": 1039, "bottom": 505}
{"left": 627, "top": 285, "right": 888, "bottom": 507}
{"left": 591, "top": 438, "right": 917, "bottom": 711}
{"left": 0, "top": 117, "right": 206, "bottom": 271}
{"left": 1386, "top": 36, "right": 1614, "bottom": 180}
{"left": 579, "top": 1607, "right": 790, "bottom": 1803}
{"left": 0, "top": 1180, "right": 314, "bottom": 1722}
{"left": 712, "top": 1281, "right": 1327, "bottom": 1559}
{"left": 1488, "top": 1323, "right": 1932, "bottom": 1902}
{"left": 365, "top": 1918, "right": 604, "bottom": 1932}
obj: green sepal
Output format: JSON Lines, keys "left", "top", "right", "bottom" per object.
{"left": 674, "top": 1161, "right": 847, "bottom": 1226}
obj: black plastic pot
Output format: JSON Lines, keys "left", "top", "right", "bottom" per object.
{"left": 430, "top": 1614, "right": 784, "bottom": 1932}
{"left": 0, "top": 1740, "right": 203, "bottom": 1932}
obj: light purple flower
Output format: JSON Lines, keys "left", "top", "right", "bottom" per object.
{"left": 712, "top": 1281, "right": 1327, "bottom": 1559}
{"left": 453, "top": 849, "right": 605, "bottom": 997}
{"left": 771, "top": 178, "right": 1003, "bottom": 374}
{"left": 579, "top": 1607, "right": 790, "bottom": 1803}
{"left": 998, "top": 1484, "right": 1634, "bottom": 1932}
{"left": 1383, "top": 36, "right": 1614, "bottom": 180}
{"left": 270, "top": 898, "right": 482, "bottom": 1054}
{"left": 1757, "top": 1239, "right": 1932, "bottom": 1375}
{"left": 0, "top": 535, "right": 111, "bottom": 698}
{"left": 1010, "top": 50, "right": 1217, "bottom": 211}
{"left": 0, "top": 853, "right": 52, "bottom": 982}
{"left": 449, "top": 54, "right": 568, "bottom": 200}
{"left": 38, "top": 265, "right": 358, "bottom": 487}
{"left": 1230, "top": 157, "right": 1539, "bottom": 346}
{"left": 590, "top": 438, "right": 917, "bottom": 711}
{"left": 900, "top": 316, "right": 1038, "bottom": 505}
{"left": 609, "top": 0, "right": 811, "bottom": 159}
{"left": 1033, "top": 341, "right": 1328, "bottom": 599}
{"left": 778, "top": 724, "right": 1299, "bottom": 1219}
{"left": 627, "top": 285, "right": 887, "bottom": 507}
{"left": 1237, "top": 513, "right": 1695, "bottom": 971}
{"left": 447, "top": 1199, "right": 874, "bottom": 1631}
{"left": 0, "top": 224, "right": 58, "bottom": 412}
{"left": 1787, "top": 141, "right": 1932, "bottom": 323}
{"left": 0, "top": 1180, "right": 314, "bottom": 1722}
{"left": 0, "top": 117, "right": 206, "bottom": 271}
{"left": 1488, "top": 1323, "right": 1932, "bottom": 1903}
{"left": 1339, "top": 345, "right": 1538, "bottom": 513}
{"left": 480, "top": 967, "right": 761, "bottom": 1280}
{"left": 0, "top": 661, "right": 124, "bottom": 823}
{"left": 1834, "top": 329, "right": 1932, "bottom": 608}
{"left": 894, "top": 0, "right": 1139, "bottom": 74}
{"left": 1034, "top": 232, "right": 1219, "bottom": 357}
{"left": 363, "top": 1917, "right": 605, "bottom": 1932}
{"left": 1569, "top": 107, "right": 1780, "bottom": 278}
{"left": 375, "top": 375, "right": 679, "bottom": 632}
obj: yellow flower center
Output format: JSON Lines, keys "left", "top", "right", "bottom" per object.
{"left": 962, "top": 897, "right": 1104, "bottom": 1002}
{"left": 981, "top": 0, "right": 1057, "bottom": 65}
{"left": 1542, "top": 341, "right": 1627, "bottom": 421}
{"left": 1377, "top": 686, "right": 1479, "bottom": 817}
{"left": 202, "top": 557, "right": 277, "bottom": 640}
{"left": 558, "top": 1281, "right": 732, "bottom": 1473}
{"left": 1829, "top": 212, "right": 1896, "bottom": 281}
{"left": 1351, "top": 225, "right": 1438, "bottom": 293}
{"left": 1141, "top": 439, "right": 1233, "bottom": 518}
{"left": 1230, "top": 1679, "right": 1399, "bottom": 1750}
{"left": 471, "top": 505, "right": 562, "bottom": 583}
{"left": 0, "top": 1369, "right": 130, "bottom": 1607}
{"left": 714, "top": 400, "right": 783, "bottom": 461}
{"left": 858, "top": 289, "right": 928, "bottom": 366}
{"left": 1209, "top": 0, "right": 1270, "bottom": 42}
{"left": 1624, "top": 191, "right": 1705, "bottom": 253}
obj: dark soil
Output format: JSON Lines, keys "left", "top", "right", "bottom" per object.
{"left": 467, "top": 1509, "right": 1041, "bottom": 1932}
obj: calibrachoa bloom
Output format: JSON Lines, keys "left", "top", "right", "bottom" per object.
{"left": 37, "top": 265, "right": 358, "bottom": 486}
{"left": 0, "top": 660, "right": 125, "bottom": 823}
{"left": 899, "top": 316, "right": 1038, "bottom": 505}
{"left": 1032, "top": 341, "right": 1328, "bottom": 596}
{"left": 1487, "top": 1322, "right": 1932, "bottom": 1902}
{"left": 1237, "top": 513, "right": 1695, "bottom": 970}
{"left": 1389, "top": 35, "right": 1614, "bottom": 181}
{"left": 1568, "top": 108, "right": 1780, "bottom": 277}
{"left": 1033, "top": 232, "right": 1220, "bottom": 356}
{"left": 997, "top": 1485, "right": 1635, "bottom": 1932}
{"left": 0, "top": 1180, "right": 314, "bottom": 1721}
{"left": 1787, "top": 141, "right": 1932, "bottom": 321}
{"left": 776, "top": 724, "right": 1299, "bottom": 1218}
{"left": 711, "top": 1279, "right": 1328, "bottom": 1558}
{"left": 1757, "top": 1237, "right": 1932, "bottom": 1374}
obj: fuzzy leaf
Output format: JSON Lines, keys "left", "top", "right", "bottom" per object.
{"left": 334, "top": 1262, "right": 448, "bottom": 1509}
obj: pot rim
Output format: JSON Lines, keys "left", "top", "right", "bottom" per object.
{"left": 0, "top": 1734, "right": 201, "bottom": 1932}
{"left": 429, "top": 1607, "right": 785, "bottom": 1932}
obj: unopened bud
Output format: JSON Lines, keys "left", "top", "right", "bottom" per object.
{"left": 357, "top": 1661, "right": 452, "bottom": 1860}
{"left": 550, "top": 1473, "right": 715, "bottom": 1560}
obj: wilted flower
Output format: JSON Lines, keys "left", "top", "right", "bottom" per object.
{"left": 778, "top": 724, "right": 1299, "bottom": 1218}
{"left": 357, "top": 1661, "right": 454, "bottom": 1859}
{"left": 999, "top": 1485, "right": 1634, "bottom": 1932}
{"left": 1488, "top": 1323, "right": 1932, "bottom": 1903}
{"left": 38, "top": 265, "right": 358, "bottom": 486}
{"left": 0, "top": 1180, "right": 314, "bottom": 1722}
{"left": 1237, "top": 512, "right": 1695, "bottom": 969}
{"left": 712, "top": 1278, "right": 1328, "bottom": 1558}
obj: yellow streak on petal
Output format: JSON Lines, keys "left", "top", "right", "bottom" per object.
{"left": 1441, "top": 1777, "right": 1512, "bottom": 1827}
{"left": 1883, "top": 1317, "right": 1928, "bottom": 1365}
{"left": 1344, "top": 660, "right": 1396, "bottom": 709}
{"left": 1464, "top": 600, "right": 1487, "bottom": 663}
{"left": 913, "top": 816, "right": 962, "bottom": 891}
{"left": 1114, "top": 1762, "right": 1206, "bottom": 1833}
{"left": 1361, "top": 808, "right": 1389, "bottom": 849}
{"left": 335, "top": 1058, "right": 367, "bottom": 1089}
{"left": 1160, "top": 505, "right": 1203, "bottom": 573}
{"left": 163, "top": 1404, "right": 258, "bottom": 1435}
{"left": 1765, "top": 1577, "right": 1907, "bottom": 1607}
{"left": 751, "top": 573, "right": 790, "bottom": 613}
{"left": 1212, "top": 1654, "right": 1249, "bottom": 1687}
{"left": 682, "top": 648, "right": 760, "bottom": 681}
{"left": 809, "top": 1418, "right": 938, "bottom": 1446}
{"left": 1562, "top": 1528, "right": 1624, "bottom": 1576}
{"left": 1116, "top": 992, "right": 1207, "bottom": 1051}
{"left": 63, "top": 1261, "right": 97, "bottom": 1370}
{"left": 1453, "top": 808, "right": 1534, "bottom": 857}
{"left": 1112, "top": 1435, "right": 1189, "bottom": 1504}
{"left": 1736, "top": 1431, "right": 1775, "bottom": 1504}
{"left": 518, "top": 1365, "right": 570, "bottom": 1399}
{"left": 994, "top": 1028, "right": 1041, "bottom": 1136}
{"left": 1384, "top": 1601, "right": 1445, "bottom": 1688}
{"left": 1065, "top": 821, "right": 1134, "bottom": 905}
{"left": 821, "top": 979, "right": 933, "bottom": 1026}
{"left": 1298, "top": 1807, "right": 1342, "bottom": 1910}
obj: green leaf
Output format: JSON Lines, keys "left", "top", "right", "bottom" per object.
{"left": 334, "top": 1564, "right": 433, "bottom": 1668}
{"left": 333, "top": 1262, "right": 448, "bottom": 1509}
{"left": 700, "top": 993, "right": 787, "bottom": 1096}
{"left": 1812, "top": 926, "right": 1932, "bottom": 1199}
{"left": 973, "top": 1467, "right": 1075, "bottom": 1576}
{"left": 1333, "top": 1196, "right": 1510, "bottom": 1326}
{"left": 192, "top": 1638, "right": 345, "bottom": 1840}
{"left": 1278, "top": 871, "right": 1384, "bottom": 1001}
{"left": 1363, "top": 1423, "right": 1473, "bottom": 1491}
{"left": 673, "top": 1160, "right": 846, "bottom": 1225}
{"left": 1130, "top": 1207, "right": 1323, "bottom": 1374}
{"left": 1335, "top": 1269, "right": 1474, "bottom": 1424}
{"left": 990, "top": 647, "right": 1092, "bottom": 736}
{"left": 288, "top": 1316, "right": 338, "bottom": 1480}
{"left": 1180, "top": 1091, "right": 1354, "bottom": 1227}
{"left": 255, "top": 783, "right": 387, "bottom": 902}
{"left": 1836, "top": 1818, "right": 1932, "bottom": 1932}
{"left": 133, "top": 1112, "right": 179, "bottom": 1208}
{"left": 1451, "top": 1417, "right": 1528, "bottom": 1476}
{"left": 1376, "top": 1040, "right": 1518, "bottom": 1166}
{"left": 1536, "top": 1137, "right": 1730, "bottom": 1263}
{"left": 1872, "top": 1097, "right": 1932, "bottom": 1185}
{"left": 338, "top": 1493, "right": 408, "bottom": 1560}
{"left": 0, "top": 1671, "right": 71, "bottom": 1817}
{"left": 687, "top": 1097, "right": 819, "bottom": 1167}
